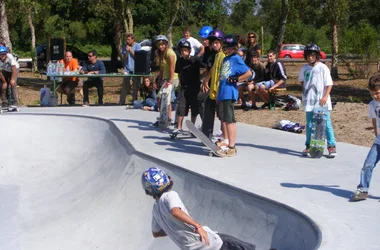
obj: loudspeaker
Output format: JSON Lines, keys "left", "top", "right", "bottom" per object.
{"left": 47, "top": 38, "right": 66, "bottom": 61}
{"left": 134, "top": 50, "right": 151, "bottom": 75}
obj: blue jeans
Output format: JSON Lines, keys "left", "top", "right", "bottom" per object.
{"left": 133, "top": 98, "right": 157, "bottom": 109}
{"left": 305, "top": 111, "right": 336, "bottom": 147}
{"left": 219, "top": 233, "right": 255, "bottom": 250}
{"left": 357, "top": 143, "right": 380, "bottom": 192}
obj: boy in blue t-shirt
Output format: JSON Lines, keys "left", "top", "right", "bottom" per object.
{"left": 216, "top": 35, "right": 252, "bottom": 157}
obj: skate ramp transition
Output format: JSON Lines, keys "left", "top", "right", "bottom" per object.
{"left": 0, "top": 114, "right": 321, "bottom": 250}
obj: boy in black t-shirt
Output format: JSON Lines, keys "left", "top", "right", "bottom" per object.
{"left": 174, "top": 40, "right": 203, "bottom": 132}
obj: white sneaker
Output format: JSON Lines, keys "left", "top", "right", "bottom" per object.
{"left": 125, "top": 105, "right": 134, "bottom": 109}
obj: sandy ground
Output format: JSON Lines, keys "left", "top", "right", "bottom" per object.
{"left": 15, "top": 69, "right": 375, "bottom": 148}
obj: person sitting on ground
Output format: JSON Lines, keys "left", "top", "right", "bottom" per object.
{"left": 0, "top": 45, "right": 19, "bottom": 106}
{"left": 120, "top": 32, "right": 141, "bottom": 105}
{"left": 173, "top": 40, "right": 203, "bottom": 133}
{"left": 178, "top": 27, "right": 205, "bottom": 57}
{"left": 238, "top": 51, "right": 265, "bottom": 110}
{"left": 80, "top": 50, "right": 106, "bottom": 106}
{"left": 141, "top": 166, "right": 256, "bottom": 250}
{"left": 56, "top": 51, "right": 80, "bottom": 105}
{"left": 127, "top": 76, "right": 157, "bottom": 111}
{"left": 255, "top": 50, "right": 287, "bottom": 109}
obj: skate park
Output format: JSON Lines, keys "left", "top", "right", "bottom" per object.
{"left": 0, "top": 107, "right": 379, "bottom": 250}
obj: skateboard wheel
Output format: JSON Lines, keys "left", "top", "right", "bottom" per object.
{"left": 209, "top": 152, "right": 213, "bottom": 157}
{"left": 170, "top": 134, "right": 177, "bottom": 139}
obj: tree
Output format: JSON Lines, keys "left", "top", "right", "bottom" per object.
{"left": 0, "top": 0, "right": 12, "bottom": 51}
{"left": 324, "top": 0, "right": 348, "bottom": 80}
{"left": 166, "top": 0, "right": 180, "bottom": 48}
{"left": 275, "top": 0, "right": 288, "bottom": 53}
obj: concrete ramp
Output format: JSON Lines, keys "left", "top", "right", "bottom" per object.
{"left": 0, "top": 114, "right": 321, "bottom": 250}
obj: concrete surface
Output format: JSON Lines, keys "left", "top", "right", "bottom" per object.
{"left": 0, "top": 106, "right": 379, "bottom": 250}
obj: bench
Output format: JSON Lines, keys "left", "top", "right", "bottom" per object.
{"left": 269, "top": 88, "right": 287, "bottom": 110}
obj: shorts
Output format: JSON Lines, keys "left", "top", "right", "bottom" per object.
{"left": 60, "top": 80, "right": 78, "bottom": 91}
{"left": 177, "top": 89, "right": 199, "bottom": 117}
{"left": 255, "top": 80, "right": 274, "bottom": 89}
{"left": 219, "top": 100, "right": 236, "bottom": 123}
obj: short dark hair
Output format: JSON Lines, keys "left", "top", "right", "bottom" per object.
{"left": 126, "top": 33, "right": 135, "bottom": 39}
{"left": 250, "top": 51, "right": 260, "bottom": 58}
{"left": 267, "top": 50, "right": 276, "bottom": 56}
{"left": 368, "top": 74, "right": 380, "bottom": 91}
{"left": 88, "top": 50, "right": 97, "bottom": 57}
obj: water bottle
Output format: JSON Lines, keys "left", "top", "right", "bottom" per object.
{"left": 65, "top": 66, "right": 70, "bottom": 75}
{"left": 47, "top": 61, "right": 52, "bottom": 75}
{"left": 58, "top": 61, "right": 64, "bottom": 75}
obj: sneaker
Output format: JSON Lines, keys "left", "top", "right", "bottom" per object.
{"left": 251, "top": 104, "right": 259, "bottom": 110}
{"left": 152, "top": 121, "right": 159, "bottom": 127}
{"left": 125, "top": 105, "right": 134, "bottom": 109}
{"left": 82, "top": 102, "right": 90, "bottom": 107}
{"left": 261, "top": 103, "right": 269, "bottom": 109}
{"left": 216, "top": 146, "right": 237, "bottom": 157}
{"left": 215, "top": 139, "right": 228, "bottom": 148}
{"left": 302, "top": 148, "right": 310, "bottom": 157}
{"left": 327, "top": 146, "right": 337, "bottom": 158}
{"left": 225, "top": 146, "right": 237, "bottom": 157}
{"left": 350, "top": 189, "right": 368, "bottom": 202}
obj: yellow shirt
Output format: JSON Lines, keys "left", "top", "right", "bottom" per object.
{"left": 162, "top": 49, "right": 178, "bottom": 80}
{"left": 209, "top": 51, "right": 225, "bottom": 100}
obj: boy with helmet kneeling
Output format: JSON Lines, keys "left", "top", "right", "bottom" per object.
{"left": 174, "top": 40, "right": 203, "bottom": 132}
{"left": 141, "top": 167, "right": 256, "bottom": 250}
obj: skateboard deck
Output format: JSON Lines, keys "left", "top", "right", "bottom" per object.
{"left": 158, "top": 83, "right": 173, "bottom": 129}
{"left": 185, "top": 120, "right": 222, "bottom": 157}
{"left": 310, "top": 107, "right": 327, "bottom": 158}
{"left": 0, "top": 106, "right": 20, "bottom": 113}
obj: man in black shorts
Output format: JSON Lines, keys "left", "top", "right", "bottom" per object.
{"left": 174, "top": 40, "right": 203, "bottom": 132}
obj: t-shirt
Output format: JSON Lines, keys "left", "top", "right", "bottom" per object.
{"left": 203, "top": 46, "right": 215, "bottom": 71}
{"left": 178, "top": 37, "right": 203, "bottom": 56}
{"left": 152, "top": 191, "right": 223, "bottom": 250}
{"left": 368, "top": 100, "right": 380, "bottom": 145}
{"left": 298, "top": 62, "right": 333, "bottom": 112}
{"left": 175, "top": 56, "right": 202, "bottom": 92}
{"left": 122, "top": 42, "right": 141, "bottom": 73}
{"left": 217, "top": 53, "right": 250, "bottom": 101}
{"left": 162, "top": 49, "right": 178, "bottom": 80}
{"left": 250, "top": 62, "right": 266, "bottom": 83}
{"left": 0, "top": 53, "right": 19, "bottom": 72}
{"left": 59, "top": 58, "right": 79, "bottom": 82}
{"left": 81, "top": 60, "right": 106, "bottom": 81}
{"left": 209, "top": 51, "right": 225, "bottom": 100}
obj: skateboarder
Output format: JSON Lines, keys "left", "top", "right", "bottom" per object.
{"left": 0, "top": 46, "right": 19, "bottom": 106}
{"left": 215, "top": 35, "right": 252, "bottom": 157}
{"left": 152, "top": 35, "right": 179, "bottom": 127}
{"left": 141, "top": 167, "right": 256, "bottom": 250}
{"left": 298, "top": 44, "right": 337, "bottom": 157}
{"left": 201, "top": 28, "right": 225, "bottom": 139}
{"left": 173, "top": 40, "right": 202, "bottom": 133}
{"left": 351, "top": 74, "right": 380, "bottom": 201}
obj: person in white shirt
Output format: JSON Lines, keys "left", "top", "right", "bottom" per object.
{"left": 178, "top": 27, "right": 205, "bottom": 57}
{"left": 0, "top": 45, "right": 19, "bottom": 106}
{"left": 298, "top": 43, "right": 337, "bottom": 158}
{"left": 141, "top": 167, "right": 256, "bottom": 250}
{"left": 351, "top": 74, "right": 380, "bottom": 201}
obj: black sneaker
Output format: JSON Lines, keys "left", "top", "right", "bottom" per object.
{"left": 251, "top": 104, "right": 259, "bottom": 110}
{"left": 152, "top": 121, "right": 159, "bottom": 127}
{"left": 261, "top": 103, "right": 269, "bottom": 109}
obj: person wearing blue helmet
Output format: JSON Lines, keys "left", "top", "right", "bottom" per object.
{"left": 0, "top": 44, "right": 20, "bottom": 106}
{"left": 215, "top": 35, "right": 252, "bottom": 157}
{"left": 199, "top": 26, "right": 214, "bottom": 70}
{"left": 141, "top": 167, "right": 256, "bottom": 250}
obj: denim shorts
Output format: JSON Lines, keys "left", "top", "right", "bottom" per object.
{"left": 256, "top": 80, "right": 274, "bottom": 89}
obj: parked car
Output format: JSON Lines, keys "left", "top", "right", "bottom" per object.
{"left": 139, "top": 39, "right": 152, "bottom": 51}
{"left": 278, "top": 44, "right": 327, "bottom": 59}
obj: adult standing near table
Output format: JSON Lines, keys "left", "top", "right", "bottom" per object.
{"left": 80, "top": 50, "right": 106, "bottom": 107}
{"left": 178, "top": 27, "right": 204, "bottom": 57}
{"left": 120, "top": 33, "right": 141, "bottom": 105}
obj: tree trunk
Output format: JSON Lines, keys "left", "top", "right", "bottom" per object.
{"left": 331, "top": 23, "right": 339, "bottom": 80}
{"left": 275, "top": 0, "right": 288, "bottom": 53}
{"left": 110, "top": 0, "right": 123, "bottom": 72}
{"left": 0, "top": 0, "right": 12, "bottom": 51}
{"left": 126, "top": 6, "right": 133, "bottom": 34}
{"left": 26, "top": 6, "right": 37, "bottom": 72}
{"left": 166, "top": 0, "right": 180, "bottom": 48}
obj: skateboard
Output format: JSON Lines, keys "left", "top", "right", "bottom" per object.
{"left": 157, "top": 82, "right": 173, "bottom": 129}
{"left": 169, "top": 129, "right": 192, "bottom": 139}
{"left": 310, "top": 106, "right": 327, "bottom": 158}
{"left": 185, "top": 120, "right": 222, "bottom": 157}
{"left": 0, "top": 106, "right": 19, "bottom": 113}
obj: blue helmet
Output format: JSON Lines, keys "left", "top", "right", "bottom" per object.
{"left": 155, "top": 35, "right": 168, "bottom": 43}
{"left": 199, "top": 26, "right": 213, "bottom": 39}
{"left": 0, "top": 46, "right": 7, "bottom": 54}
{"left": 141, "top": 167, "right": 171, "bottom": 195}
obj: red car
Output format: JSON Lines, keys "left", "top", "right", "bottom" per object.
{"left": 278, "top": 44, "right": 327, "bottom": 59}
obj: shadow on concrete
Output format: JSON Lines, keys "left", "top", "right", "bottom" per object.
{"left": 110, "top": 118, "right": 166, "bottom": 133}
{"left": 237, "top": 143, "right": 304, "bottom": 157}
{"left": 143, "top": 135, "right": 209, "bottom": 156}
{"left": 281, "top": 183, "right": 380, "bottom": 201}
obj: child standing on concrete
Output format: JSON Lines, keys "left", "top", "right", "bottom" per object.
{"left": 141, "top": 166, "right": 256, "bottom": 250}
{"left": 298, "top": 43, "right": 337, "bottom": 158}
{"left": 215, "top": 35, "right": 252, "bottom": 157}
{"left": 351, "top": 74, "right": 380, "bottom": 201}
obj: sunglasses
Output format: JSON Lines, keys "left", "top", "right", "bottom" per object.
{"left": 249, "top": 36, "right": 255, "bottom": 38}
